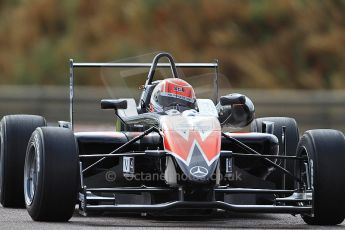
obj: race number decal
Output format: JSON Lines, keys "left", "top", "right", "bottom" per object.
{"left": 123, "top": 157, "right": 134, "bottom": 174}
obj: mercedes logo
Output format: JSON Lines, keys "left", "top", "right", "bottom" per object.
{"left": 190, "top": 166, "right": 209, "bottom": 178}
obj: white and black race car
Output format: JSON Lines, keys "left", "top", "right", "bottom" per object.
{"left": 0, "top": 52, "right": 345, "bottom": 225}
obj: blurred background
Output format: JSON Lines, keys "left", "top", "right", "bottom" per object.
{"left": 0, "top": 0, "right": 344, "bottom": 132}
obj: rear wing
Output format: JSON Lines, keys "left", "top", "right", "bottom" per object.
{"left": 69, "top": 59, "right": 219, "bottom": 130}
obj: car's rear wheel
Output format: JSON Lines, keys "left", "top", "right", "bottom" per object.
{"left": 24, "top": 127, "right": 79, "bottom": 222}
{"left": 250, "top": 117, "right": 299, "bottom": 189}
{"left": 0, "top": 115, "right": 46, "bottom": 207}
{"left": 297, "top": 129, "right": 345, "bottom": 225}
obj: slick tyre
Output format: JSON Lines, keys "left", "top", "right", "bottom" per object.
{"left": 24, "top": 127, "right": 78, "bottom": 222}
{"left": 0, "top": 115, "right": 46, "bottom": 207}
{"left": 298, "top": 129, "right": 345, "bottom": 225}
{"left": 251, "top": 117, "right": 299, "bottom": 189}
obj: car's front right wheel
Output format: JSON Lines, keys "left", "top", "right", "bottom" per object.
{"left": 24, "top": 127, "right": 79, "bottom": 222}
{"left": 297, "top": 129, "right": 345, "bottom": 225}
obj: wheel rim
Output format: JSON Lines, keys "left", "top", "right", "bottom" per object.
{"left": 298, "top": 146, "right": 314, "bottom": 218}
{"left": 24, "top": 137, "right": 40, "bottom": 206}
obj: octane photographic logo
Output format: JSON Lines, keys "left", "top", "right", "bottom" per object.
{"left": 105, "top": 170, "right": 242, "bottom": 182}
{"left": 105, "top": 170, "right": 116, "bottom": 182}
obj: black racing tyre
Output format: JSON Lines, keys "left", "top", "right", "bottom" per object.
{"left": 0, "top": 115, "right": 46, "bottom": 207}
{"left": 24, "top": 127, "right": 79, "bottom": 222}
{"left": 250, "top": 117, "right": 299, "bottom": 189}
{"left": 298, "top": 129, "right": 345, "bottom": 225}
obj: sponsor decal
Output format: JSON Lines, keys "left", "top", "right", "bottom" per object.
{"left": 190, "top": 165, "right": 209, "bottom": 178}
{"left": 226, "top": 158, "right": 233, "bottom": 174}
{"left": 310, "top": 159, "right": 314, "bottom": 189}
{"left": 160, "top": 92, "right": 194, "bottom": 103}
{"left": 174, "top": 86, "right": 184, "bottom": 92}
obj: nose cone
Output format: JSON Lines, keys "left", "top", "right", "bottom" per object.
{"left": 161, "top": 115, "right": 221, "bottom": 182}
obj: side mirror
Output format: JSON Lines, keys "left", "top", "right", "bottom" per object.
{"left": 220, "top": 93, "right": 246, "bottom": 106}
{"left": 101, "top": 99, "right": 128, "bottom": 110}
{"left": 217, "top": 94, "right": 255, "bottom": 128}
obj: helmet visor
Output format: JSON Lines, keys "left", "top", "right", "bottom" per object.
{"left": 157, "top": 92, "right": 195, "bottom": 111}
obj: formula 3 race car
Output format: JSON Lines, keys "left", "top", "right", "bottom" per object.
{"left": 0, "top": 52, "right": 345, "bottom": 225}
